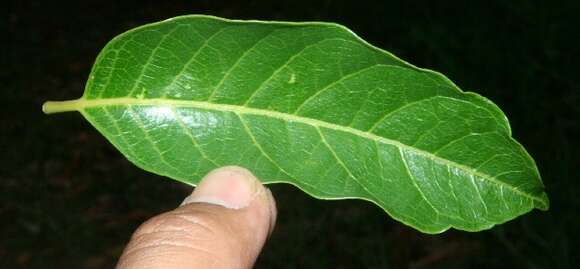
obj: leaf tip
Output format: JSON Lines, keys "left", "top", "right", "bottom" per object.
{"left": 535, "top": 192, "right": 550, "bottom": 211}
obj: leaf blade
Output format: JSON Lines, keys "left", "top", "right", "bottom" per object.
{"left": 43, "top": 15, "right": 548, "bottom": 233}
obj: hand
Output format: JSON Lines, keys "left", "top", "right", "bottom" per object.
{"left": 116, "top": 166, "right": 277, "bottom": 269}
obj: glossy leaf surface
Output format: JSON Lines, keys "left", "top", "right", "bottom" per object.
{"left": 43, "top": 15, "right": 548, "bottom": 233}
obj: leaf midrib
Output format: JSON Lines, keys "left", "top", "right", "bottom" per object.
{"left": 68, "top": 97, "right": 544, "bottom": 205}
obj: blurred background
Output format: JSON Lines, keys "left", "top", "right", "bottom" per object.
{"left": 2, "top": 0, "right": 579, "bottom": 268}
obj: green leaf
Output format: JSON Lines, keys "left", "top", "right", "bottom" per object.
{"left": 43, "top": 15, "right": 548, "bottom": 233}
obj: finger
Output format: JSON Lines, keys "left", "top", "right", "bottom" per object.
{"left": 116, "top": 166, "right": 277, "bottom": 269}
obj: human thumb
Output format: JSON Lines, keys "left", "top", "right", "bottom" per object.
{"left": 116, "top": 166, "right": 277, "bottom": 269}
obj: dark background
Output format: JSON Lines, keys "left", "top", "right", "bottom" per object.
{"left": 3, "top": 0, "right": 579, "bottom": 268}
